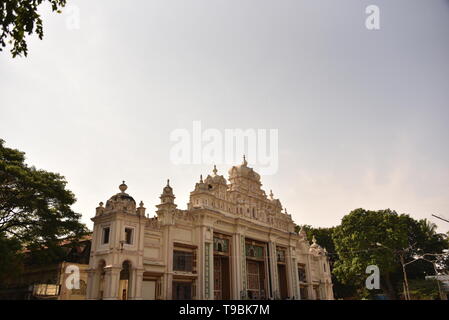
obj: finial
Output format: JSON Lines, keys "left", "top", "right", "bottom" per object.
{"left": 312, "top": 235, "right": 317, "bottom": 244}
{"left": 200, "top": 174, "right": 203, "bottom": 183}
{"left": 167, "top": 179, "right": 170, "bottom": 187}
{"left": 139, "top": 201, "right": 144, "bottom": 208}
{"left": 213, "top": 165, "right": 217, "bottom": 175}
{"left": 243, "top": 155, "right": 247, "bottom": 166}
{"left": 119, "top": 181, "right": 128, "bottom": 193}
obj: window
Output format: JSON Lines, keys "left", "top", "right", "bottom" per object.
{"left": 125, "top": 228, "right": 133, "bottom": 245}
{"left": 172, "top": 281, "right": 194, "bottom": 300}
{"left": 276, "top": 248, "right": 286, "bottom": 263}
{"left": 298, "top": 265, "right": 307, "bottom": 283}
{"left": 102, "top": 227, "right": 110, "bottom": 244}
{"left": 173, "top": 250, "right": 193, "bottom": 272}
{"left": 213, "top": 237, "right": 229, "bottom": 253}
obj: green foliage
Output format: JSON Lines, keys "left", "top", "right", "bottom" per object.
{"left": 0, "top": 138, "right": 88, "bottom": 274}
{"left": 333, "top": 209, "right": 408, "bottom": 288}
{"left": 332, "top": 208, "right": 449, "bottom": 299}
{"left": 405, "top": 279, "right": 441, "bottom": 300}
{"left": 297, "top": 225, "right": 335, "bottom": 253}
{"left": 0, "top": 0, "right": 66, "bottom": 57}
{"left": 0, "top": 233, "right": 23, "bottom": 285}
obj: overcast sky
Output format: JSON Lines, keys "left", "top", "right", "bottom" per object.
{"left": 1, "top": 0, "right": 449, "bottom": 233}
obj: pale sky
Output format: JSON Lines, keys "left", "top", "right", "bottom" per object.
{"left": 1, "top": 0, "right": 449, "bottom": 233}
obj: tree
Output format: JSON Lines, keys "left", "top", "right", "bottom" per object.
{"left": 0, "top": 139, "right": 88, "bottom": 278}
{"left": 0, "top": 233, "right": 23, "bottom": 285}
{"left": 332, "top": 208, "right": 449, "bottom": 300}
{"left": 332, "top": 209, "right": 409, "bottom": 299}
{"left": 0, "top": 0, "right": 66, "bottom": 57}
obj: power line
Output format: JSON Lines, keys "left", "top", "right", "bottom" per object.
{"left": 432, "top": 214, "right": 449, "bottom": 224}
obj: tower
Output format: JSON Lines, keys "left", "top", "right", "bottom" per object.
{"left": 86, "top": 182, "right": 146, "bottom": 300}
{"left": 156, "top": 179, "right": 177, "bottom": 225}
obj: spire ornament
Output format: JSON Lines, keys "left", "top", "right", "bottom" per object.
{"left": 243, "top": 155, "right": 248, "bottom": 166}
{"left": 119, "top": 181, "right": 128, "bottom": 193}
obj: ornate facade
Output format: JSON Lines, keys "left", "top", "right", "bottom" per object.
{"left": 86, "top": 159, "right": 333, "bottom": 300}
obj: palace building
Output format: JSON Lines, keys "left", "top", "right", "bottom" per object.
{"left": 86, "top": 158, "right": 333, "bottom": 300}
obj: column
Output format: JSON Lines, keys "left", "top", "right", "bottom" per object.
{"left": 164, "top": 225, "right": 173, "bottom": 299}
{"left": 86, "top": 268, "right": 96, "bottom": 300}
{"left": 203, "top": 225, "right": 214, "bottom": 300}
{"left": 306, "top": 255, "right": 314, "bottom": 299}
{"left": 268, "top": 241, "right": 278, "bottom": 299}
{"left": 231, "top": 233, "right": 242, "bottom": 299}
{"left": 103, "top": 266, "right": 121, "bottom": 300}
{"left": 130, "top": 268, "right": 144, "bottom": 300}
{"left": 289, "top": 247, "right": 300, "bottom": 300}
{"left": 239, "top": 234, "right": 247, "bottom": 299}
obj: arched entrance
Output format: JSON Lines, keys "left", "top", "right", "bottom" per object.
{"left": 119, "top": 261, "right": 132, "bottom": 300}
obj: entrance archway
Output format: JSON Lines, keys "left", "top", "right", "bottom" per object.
{"left": 119, "top": 261, "right": 132, "bottom": 300}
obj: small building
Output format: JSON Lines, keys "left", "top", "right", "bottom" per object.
{"left": 0, "top": 239, "right": 91, "bottom": 300}
{"left": 86, "top": 159, "right": 333, "bottom": 300}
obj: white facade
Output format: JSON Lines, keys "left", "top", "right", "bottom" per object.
{"left": 86, "top": 159, "right": 333, "bottom": 300}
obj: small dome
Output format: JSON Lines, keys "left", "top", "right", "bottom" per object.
{"left": 309, "top": 235, "right": 324, "bottom": 255}
{"left": 162, "top": 179, "right": 174, "bottom": 195}
{"left": 105, "top": 181, "right": 136, "bottom": 214}
{"left": 205, "top": 165, "right": 227, "bottom": 185}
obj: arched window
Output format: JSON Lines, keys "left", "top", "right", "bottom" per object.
{"left": 119, "top": 261, "right": 132, "bottom": 300}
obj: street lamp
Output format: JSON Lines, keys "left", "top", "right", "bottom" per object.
{"left": 376, "top": 243, "right": 448, "bottom": 300}
{"left": 419, "top": 253, "right": 448, "bottom": 300}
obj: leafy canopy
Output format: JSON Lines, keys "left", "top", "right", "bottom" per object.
{"left": 332, "top": 208, "right": 448, "bottom": 299}
{"left": 0, "top": 0, "right": 66, "bottom": 57}
{"left": 0, "top": 138, "right": 87, "bottom": 262}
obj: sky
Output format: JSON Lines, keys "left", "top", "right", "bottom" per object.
{"left": 1, "top": 0, "right": 449, "bottom": 233}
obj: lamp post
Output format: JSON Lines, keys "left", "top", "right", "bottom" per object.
{"left": 419, "top": 253, "right": 448, "bottom": 300}
{"left": 376, "top": 243, "right": 448, "bottom": 300}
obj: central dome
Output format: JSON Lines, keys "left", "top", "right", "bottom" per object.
{"left": 228, "top": 156, "right": 261, "bottom": 182}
